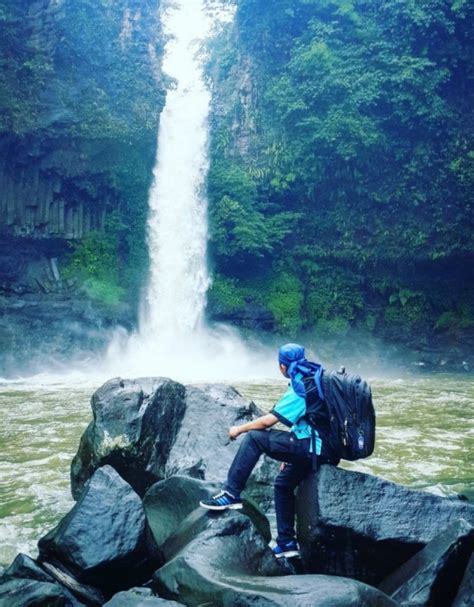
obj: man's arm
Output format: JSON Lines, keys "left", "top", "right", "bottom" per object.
{"left": 229, "top": 413, "right": 278, "bottom": 440}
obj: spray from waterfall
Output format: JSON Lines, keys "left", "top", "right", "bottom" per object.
{"left": 104, "top": 0, "right": 274, "bottom": 382}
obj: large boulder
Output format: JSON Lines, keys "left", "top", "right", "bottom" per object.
{"left": 3, "top": 554, "right": 56, "bottom": 584}
{"left": 71, "top": 378, "right": 186, "bottom": 498}
{"left": 0, "top": 554, "right": 84, "bottom": 606}
{"left": 379, "top": 518, "right": 473, "bottom": 606}
{"left": 39, "top": 465, "right": 157, "bottom": 598}
{"left": 152, "top": 510, "right": 398, "bottom": 607}
{"left": 71, "top": 378, "right": 277, "bottom": 506}
{"left": 143, "top": 475, "right": 271, "bottom": 551}
{"left": 296, "top": 465, "right": 474, "bottom": 585}
{"left": 0, "top": 578, "right": 74, "bottom": 607}
{"left": 164, "top": 384, "right": 277, "bottom": 508}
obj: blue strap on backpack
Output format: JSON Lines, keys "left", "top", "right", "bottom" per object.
{"left": 291, "top": 361, "right": 324, "bottom": 400}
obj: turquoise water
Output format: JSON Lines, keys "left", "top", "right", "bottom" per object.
{"left": 0, "top": 374, "right": 472, "bottom": 567}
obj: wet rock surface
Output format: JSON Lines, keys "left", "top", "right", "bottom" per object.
{"left": 71, "top": 378, "right": 187, "bottom": 498}
{"left": 153, "top": 510, "right": 398, "bottom": 607}
{"left": 452, "top": 552, "right": 474, "bottom": 607}
{"left": 143, "top": 475, "right": 219, "bottom": 548}
{"left": 0, "top": 577, "right": 76, "bottom": 606}
{"left": 0, "top": 553, "right": 85, "bottom": 606}
{"left": 39, "top": 465, "right": 156, "bottom": 598}
{"left": 3, "top": 553, "right": 56, "bottom": 584}
{"left": 296, "top": 464, "right": 474, "bottom": 585}
{"left": 71, "top": 379, "right": 277, "bottom": 504}
{"left": 103, "top": 587, "right": 183, "bottom": 606}
{"left": 379, "top": 518, "right": 474, "bottom": 606}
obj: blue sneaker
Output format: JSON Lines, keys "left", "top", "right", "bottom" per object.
{"left": 199, "top": 490, "right": 243, "bottom": 511}
{"left": 272, "top": 539, "right": 300, "bottom": 559}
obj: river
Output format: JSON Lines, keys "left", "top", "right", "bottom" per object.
{"left": 0, "top": 373, "right": 472, "bottom": 568}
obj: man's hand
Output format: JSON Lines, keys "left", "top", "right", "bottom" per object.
{"left": 228, "top": 425, "right": 241, "bottom": 441}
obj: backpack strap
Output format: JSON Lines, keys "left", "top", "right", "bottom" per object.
{"left": 310, "top": 426, "right": 318, "bottom": 471}
{"left": 314, "top": 366, "right": 324, "bottom": 401}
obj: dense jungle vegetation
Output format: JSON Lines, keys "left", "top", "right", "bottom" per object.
{"left": 207, "top": 0, "right": 474, "bottom": 349}
{"left": 0, "top": 0, "right": 165, "bottom": 303}
{"left": 1, "top": 0, "right": 473, "bottom": 355}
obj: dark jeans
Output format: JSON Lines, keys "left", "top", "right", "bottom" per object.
{"left": 225, "top": 429, "right": 334, "bottom": 543}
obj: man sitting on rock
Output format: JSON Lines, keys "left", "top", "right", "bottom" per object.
{"left": 200, "top": 343, "right": 339, "bottom": 559}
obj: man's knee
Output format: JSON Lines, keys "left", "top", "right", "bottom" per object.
{"left": 245, "top": 429, "right": 268, "bottom": 449}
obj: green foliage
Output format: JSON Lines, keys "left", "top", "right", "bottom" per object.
{"left": 384, "top": 292, "right": 431, "bottom": 340}
{"left": 435, "top": 304, "right": 474, "bottom": 335}
{"left": 305, "top": 268, "right": 364, "bottom": 337}
{"left": 208, "top": 160, "right": 300, "bottom": 261}
{"left": 207, "top": 275, "right": 247, "bottom": 314}
{"left": 208, "top": 161, "right": 257, "bottom": 208}
{"left": 64, "top": 215, "right": 124, "bottom": 306}
{"left": 267, "top": 272, "right": 304, "bottom": 335}
{"left": 206, "top": 0, "right": 474, "bottom": 344}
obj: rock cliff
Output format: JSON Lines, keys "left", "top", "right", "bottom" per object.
{"left": 0, "top": 0, "right": 166, "bottom": 374}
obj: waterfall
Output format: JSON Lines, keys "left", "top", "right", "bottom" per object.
{"left": 104, "top": 0, "right": 274, "bottom": 382}
{"left": 142, "top": 0, "right": 211, "bottom": 339}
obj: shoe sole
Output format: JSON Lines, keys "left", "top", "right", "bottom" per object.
{"left": 274, "top": 550, "right": 300, "bottom": 559}
{"left": 199, "top": 501, "right": 243, "bottom": 511}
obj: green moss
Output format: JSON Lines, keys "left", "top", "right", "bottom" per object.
{"left": 64, "top": 215, "right": 124, "bottom": 306}
{"left": 82, "top": 278, "right": 124, "bottom": 306}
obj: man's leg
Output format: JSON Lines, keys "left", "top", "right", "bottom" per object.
{"left": 225, "top": 430, "right": 270, "bottom": 497}
{"left": 201, "top": 430, "right": 310, "bottom": 511}
{"left": 225, "top": 430, "right": 308, "bottom": 497}
{"left": 274, "top": 462, "right": 311, "bottom": 544}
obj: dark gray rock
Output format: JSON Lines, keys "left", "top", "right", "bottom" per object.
{"left": 1, "top": 554, "right": 85, "bottom": 606}
{"left": 163, "top": 384, "right": 277, "bottom": 507}
{"left": 71, "top": 379, "right": 277, "bottom": 507}
{"left": 379, "top": 518, "right": 474, "bottom": 606}
{"left": 143, "top": 475, "right": 218, "bottom": 547}
{"left": 71, "top": 378, "right": 187, "bottom": 498}
{"left": 103, "top": 587, "right": 183, "bottom": 606}
{"left": 143, "top": 475, "right": 271, "bottom": 552}
{"left": 40, "top": 560, "right": 104, "bottom": 606}
{"left": 0, "top": 577, "right": 71, "bottom": 606}
{"left": 153, "top": 510, "right": 398, "bottom": 607}
{"left": 452, "top": 552, "right": 474, "bottom": 607}
{"left": 296, "top": 465, "right": 474, "bottom": 585}
{"left": 3, "top": 554, "right": 55, "bottom": 583}
{"left": 39, "top": 465, "right": 156, "bottom": 597}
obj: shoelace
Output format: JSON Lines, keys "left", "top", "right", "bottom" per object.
{"left": 212, "top": 490, "right": 228, "bottom": 500}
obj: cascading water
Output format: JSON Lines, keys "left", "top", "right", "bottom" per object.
{"left": 143, "top": 0, "right": 211, "bottom": 339}
{"left": 106, "top": 0, "right": 274, "bottom": 381}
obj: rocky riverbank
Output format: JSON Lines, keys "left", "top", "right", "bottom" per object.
{"left": 1, "top": 377, "right": 473, "bottom": 606}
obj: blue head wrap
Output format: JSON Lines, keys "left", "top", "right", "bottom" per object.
{"left": 278, "top": 343, "right": 307, "bottom": 398}
{"left": 278, "top": 343, "right": 306, "bottom": 368}
{"left": 278, "top": 343, "right": 324, "bottom": 399}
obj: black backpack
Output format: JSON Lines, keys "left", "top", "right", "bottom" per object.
{"left": 303, "top": 366, "right": 376, "bottom": 461}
